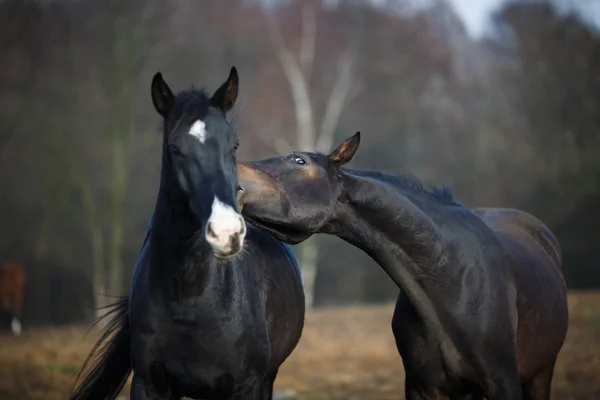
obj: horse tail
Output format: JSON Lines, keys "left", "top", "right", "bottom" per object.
{"left": 70, "top": 296, "right": 131, "bottom": 400}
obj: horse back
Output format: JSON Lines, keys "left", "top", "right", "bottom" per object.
{"left": 474, "top": 207, "right": 563, "bottom": 282}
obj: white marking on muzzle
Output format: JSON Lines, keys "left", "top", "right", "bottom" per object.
{"left": 205, "top": 196, "right": 247, "bottom": 257}
{"left": 11, "top": 317, "right": 21, "bottom": 335}
{"left": 188, "top": 120, "right": 207, "bottom": 143}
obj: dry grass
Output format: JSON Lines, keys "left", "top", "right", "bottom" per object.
{"left": 1, "top": 290, "right": 599, "bottom": 400}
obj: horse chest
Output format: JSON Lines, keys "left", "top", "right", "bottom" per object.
{"left": 393, "top": 296, "right": 479, "bottom": 393}
{"left": 399, "top": 331, "right": 477, "bottom": 397}
{"left": 157, "top": 309, "right": 269, "bottom": 376}
{"left": 400, "top": 329, "right": 462, "bottom": 373}
{"left": 166, "top": 325, "right": 269, "bottom": 370}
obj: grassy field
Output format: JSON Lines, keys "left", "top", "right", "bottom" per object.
{"left": 1, "top": 290, "right": 599, "bottom": 400}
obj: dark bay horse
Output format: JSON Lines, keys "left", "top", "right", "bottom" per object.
{"left": 237, "top": 132, "right": 569, "bottom": 400}
{"left": 0, "top": 261, "right": 25, "bottom": 335}
{"left": 71, "top": 68, "right": 305, "bottom": 400}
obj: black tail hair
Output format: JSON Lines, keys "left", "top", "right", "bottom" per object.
{"left": 70, "top": 296, "right": 131, "bottom": 400}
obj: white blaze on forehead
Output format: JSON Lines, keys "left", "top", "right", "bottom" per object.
{"left": 206, "top": 196, "right": 247, "bottom": 253}
{"left": 188, "top": 120, "right": 207, "bottom": 143}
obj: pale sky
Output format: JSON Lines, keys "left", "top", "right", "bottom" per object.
{"left": 445, "top": 0, "right": 600, "bottom": 38}
{"left": 445, "top": 0, "right": 504, "bottom": 37}
{"left": 261, "top": 0, "right": 600, "bottom": 39}
{"left": 370, "top": 0, "right": 600, "bottom": 39}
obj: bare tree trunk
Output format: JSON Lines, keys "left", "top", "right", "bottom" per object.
{"left": 268, "top": 6, "right": 319, "bottom": 308}
{"left": 108, "top": 136, "right": 126, "bottom": 297}
{"left": 267, "top": 4, "right": 362, "bottom": 309}
{"left": 299, "top": 237, "right": 319, "bottom": 308}
{"left": 104, "top": 2, "right": 149, "bottom": 299}
{"left": 65, "top": 7, "right": 111, "bottom": 324}
{"left": 79, "top": 180, "right": 108, "bottom": 322}
{"left": 92, "top": 228, "right": 106, "bottom": 319}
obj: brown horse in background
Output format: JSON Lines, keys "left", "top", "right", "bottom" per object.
{"left": 0, "top": 261, "right": 25, "bottom": 335}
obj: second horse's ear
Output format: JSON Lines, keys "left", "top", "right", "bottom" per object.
{"left": 328, "top": 132, "right": 361, "bottom": 166}
{"left": 210, "top": 66, "right": 239, "bottom": 114}
{"left": 151, "top": 72, "right": 175, "bottom": 117}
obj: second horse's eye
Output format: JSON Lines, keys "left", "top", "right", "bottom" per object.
{"left": 294, "top": 156, "right": 306, "bottom": 165}
{"left": 234, "top": 140, "right": 240, "bottom": 151}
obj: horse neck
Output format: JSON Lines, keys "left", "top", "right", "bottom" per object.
{"left": 323, "top": 172, "right": 451, "bottom": 332}
{"left": 148, "top": 165, "right": 214, "bottom": 295}
{"left": 154, "top": 157, "right": 202, "bottom": 242}
{"left": 332, "top": 172, "right": 447, "bottom": 264}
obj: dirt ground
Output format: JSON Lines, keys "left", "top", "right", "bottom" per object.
{"left": 0, "top": 291, "right": 599, "bottom": 400}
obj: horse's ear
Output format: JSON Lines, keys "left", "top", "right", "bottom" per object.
{"left": 210, "top": 66, "right": 239, "bottom": 114}
{"left": 151, "top": 72, "right": 174, "bottom": 117}
{"left": 328, "top": 132, "right": 361, "bottom": 166}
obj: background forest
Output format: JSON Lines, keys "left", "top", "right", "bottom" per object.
{"left": 1, "top": 0, "right": 599, "bottom": 326}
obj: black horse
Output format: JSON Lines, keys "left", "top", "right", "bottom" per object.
{"left": 71, "top": 68, "right": 305, "bottom": 400}
{"left": 237, "top": 132, "right": 569, "bottom": 400}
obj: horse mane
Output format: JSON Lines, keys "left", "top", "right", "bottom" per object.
{"left": 343, "top": 168, "right": 458, "bottom": 206}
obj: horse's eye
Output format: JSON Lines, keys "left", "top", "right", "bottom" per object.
{"left": 168, "top": 144, "right": 182, "bottom": 156}
{"left": 294, "top": 156, "right": 306, "bottom": 165}
{"left": 233, "top": 140, "right": 240, "bottom": 151}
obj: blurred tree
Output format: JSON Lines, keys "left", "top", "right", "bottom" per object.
{"left": 263, "top": 0, "right": 363, "bottom": 308}
{"left": 495, "top": 1, "right": 600, "bottom": 286}
{"left": 70, "top": 0, "right": 166, "bottom": 314}
{"left": 1, "top": 0, "right": 599, "bottom": 326}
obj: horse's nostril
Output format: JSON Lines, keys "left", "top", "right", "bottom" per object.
{"left": 229, "top": 233, "right": 242, "bottom": 253}
{"left": 206, "top": 222, "right": 216, "bottom": 239}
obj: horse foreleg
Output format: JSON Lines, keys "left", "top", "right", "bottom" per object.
{"left": 260, "top": 368, "right": 280, "bottom": 400}
{"left": 10, "top": 316, "right": 21, "bottom": 335}
{"left": 484, "top": 374, "right": 523, "bottom": 400}
{"left": 6, "top": 287, "right": 22, "bottom": 335}
{"left": 1, "top": 295, "right": 9, "bottom": 312}
{"left": 13, "top": 281, "right": 23, "bottom": 319}
{"left": 130, "top": 374, "right": 178, "bottom": 400}
{"left": 522, "top": 363, "right": 555, "bottom": 400}
{"left": 404, "top": 377, "right": 446, "bottom": 400}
